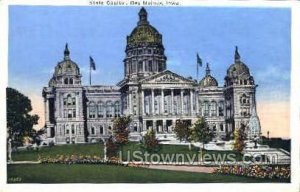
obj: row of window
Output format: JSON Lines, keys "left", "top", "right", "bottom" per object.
{"left": 127, "top": 48, "right": 163, "bottom": 56}
{"left": 88, "top": 101, "right": 121, "bottom": 118}
{"left": 126, "top": 61, "right": 164, "bottom": 74}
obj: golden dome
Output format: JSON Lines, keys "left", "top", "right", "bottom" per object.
{"left": 127, "top": 7, "right": 162, "bottom": 47}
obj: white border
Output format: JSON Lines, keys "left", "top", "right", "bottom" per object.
{"left": 0, "top": 0, "right": 299, "bottom": 192}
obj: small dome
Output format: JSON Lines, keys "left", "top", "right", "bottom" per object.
{"left": 54, "top": 59, "right": 80, "bottom": 76}
{"left": 199, "top": 75, "right": 218, "bottom": 87}
{"left": 226, "top": 46, "right": 251, "bottom": 78}
{"left": 227, "top": 62, "right": 250, "bottom": 78}
{"left": 199, "top": 63, "right": 218, "bottom": 87}
{"left": 127, "top": 8, "right": 162, "bottom": 47}
{"left": 53, "top": 43, "right": 81, "bottom": 77}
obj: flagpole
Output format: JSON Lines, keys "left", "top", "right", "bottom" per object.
{"left": 89, "top": 61, "right": 91, "bottom": 85}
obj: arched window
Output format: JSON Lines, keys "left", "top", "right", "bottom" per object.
{"left": 115, "top": 101, "right": 120, "bottom": 117}
{"left": 138, "top": 61, "right": 143, "bottom": 72}
{"left": 218, "top": 101, "right": 224, "bottom": 116}
{"left": 71, "top": 125, "right": 75, "bottom": 134}
{"left": 91, "top": 127, "right": 95, "bottom": 135}
{"left": 220, "top": 124, "right": 224, "bottom": 131}
{"left": 204, "top": 101, "right": 209, "bottom": 116}
{"left": 106, "top": 101, "right": 113, "bottom": 118}
{"left": 69, "top": 78, "right": 73, "bottom": 84}
{"left": 64, "top": 78, "right": 69, "bottom": 84}
{"left": 89, "top": 102, "right": 96, "bottom": 118}
{"left": 100, "top": 126, "right": 103, "bottom": 134}
{"left": 67, "top": 94, "right": 72, "bottom": 105}
{"left": 98, "top": 102, "right": 104, "bottom": 118}
{"left": 211, "top": 101, "right": 217, "bottom": 116}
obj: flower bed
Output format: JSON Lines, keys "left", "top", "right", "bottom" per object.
{"left": 38, "top": 154, "right": 125, "bottom": 166}
{"left": 214, "top": 164, "right": 290, "bottom": 180}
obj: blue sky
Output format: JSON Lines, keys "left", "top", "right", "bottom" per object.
{"left": 9, "top": 6, "right": 291, "bottom": 102}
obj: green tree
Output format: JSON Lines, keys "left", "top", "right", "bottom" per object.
{"left": 112, "top": 116, "right": 131, "bottom": 147}
{"left": 140, "top": 129, "right": 160, "bottom": 153}
{"left": 190, "top": 117, "right": 214, "bottom": 150}
{"left": 106, "top": 136, "right": 118, "bottom": 159}
{"left": 233, "top": 123, "right": 247, "bottom": 152}
{"left": 174, "top": 120, "right": 191, "bottom": 142}
{"left": 7, "top": 87, "right": 39, "bottom": 147}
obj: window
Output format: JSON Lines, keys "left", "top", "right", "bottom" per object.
{"left": 100, "top": 126, "right": 103, "bottom": 134}
{"left": 149, "top": 61, "right": 152, "bottom": 71}
{"left": 71, "top": 125, "right": 75, "bottom": 134}
{"left": 218, "top": 102, "right": 224, "bottom": 116}
{"left": 115, "top": 101, "right": 120, "bottom": 117}
{"left": 68, "top": 109, "right": 73, "bottom": 118}
{"left": 106, "top": 101, "right": 113, "bottom": 117}
{"left": 91, "top": 127, "right": 95, "bottom": 135}
{"left": 211, "top": 102, "right": 217, "bottom": 116}
{"left": 69, "top": 78, "right": 73, "bottom": 84}
{"left": 134, "top": 123, "right": 138, "bottom": 132}
{"left": 220, "top": 124, "right": 224, "bottom": 131}
{"left": 138, "top": 61, "right": 143, "bottom": 72}
{"left": 89, "top": 102, "right": 96, "bottom": 118}
{"left": 64, "top": 78, "right": 68, "bottom": 84}
{"left": 204, "top": 102, "right": 209, "bottom": 116}
{"left": 98, "top": 102, "right": 104, "bottom": 118}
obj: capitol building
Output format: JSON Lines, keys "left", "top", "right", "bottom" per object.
{"left": 42, "top": 7, "right": 261, "bottom": 144}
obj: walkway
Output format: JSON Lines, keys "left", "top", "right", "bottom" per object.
{"left": 145, "top": 165, "right": 215, "bottom": 173}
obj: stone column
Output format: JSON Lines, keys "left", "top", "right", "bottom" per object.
{"left": 143, "top": 120, "right": 146, "bottom": 131}
{"left": 161, "top": 89, "right": 164, "bottom": 114}
{"left": 129, "top": 91, "right": 132, "bottom": 115}
{"left": 151, "top": 89, "right": 155, "bottom": 115}
{"left": 163, "top": 120, "right": 166, "bottom": 133}
{"left": 180, "top": 89, "right": 184, "bottom": 115}
{"left": 141, "top": 89, "right": 145, "bottom": 115}
{"left": 45, "top": 98, "right": 49, "bottom": 122}
{"left": 76, "top": 94, "right": 79, "bottom": 118}
{"left": 190, "top": 90, "right": 193, "bottom": 115}
{"left": 171, "top": 89, "right": 174, "bottom": 115}
{"left": 153, "top": 120, "right": 157, "bottom": 132}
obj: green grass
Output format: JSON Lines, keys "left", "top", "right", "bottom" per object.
{"left": 12, "top": 143, "right": 104, "bottom": 161}
{"left": 7, "top": 164, "right": 288, "bottom": 183}
{"left": 12, "top": 142, "right": 243, "bottom": 162}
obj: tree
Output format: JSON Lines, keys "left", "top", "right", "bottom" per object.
{"left": 112, "top": 116, "right": 131, "bottom": 147}
{"left": 174, "top": 120, "right": 191, "bottom": 142}
{"left": 233, "top": 123, "right": 247, "bottom": 152}
{"left": 106, "top": 136, "right": 118, "bottom": 159}
{"left": 140, "top": 129, "right": 160, "bottom": 153}
{"left": 7, "top": 87, "right": 39, "bottom": 147}
{"left": 190, "top": 117, "right": 214, "bottom": 150}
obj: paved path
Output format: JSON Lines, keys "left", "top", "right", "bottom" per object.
{"left": 146, "top": 165, "right": 215, "bottom": 173}
{"left": 7, "top": 161, "right": 41, "bottom": 165}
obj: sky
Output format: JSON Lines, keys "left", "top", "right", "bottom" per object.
{"left": 8, "top": 6, "right": 291, "bottom": 138}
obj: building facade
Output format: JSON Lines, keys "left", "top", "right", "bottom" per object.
{"left": 42, "top": 8, "right": 261, "bottom": 144}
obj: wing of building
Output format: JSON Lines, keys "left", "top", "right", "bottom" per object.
{"left": 42, "top": 7, "right": 261, "bottom": 144}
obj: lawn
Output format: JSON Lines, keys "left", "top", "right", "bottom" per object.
{"left": 12, "top": 142, "right": 243, "bottom": 162}
{"left": 7, "top": 164, "right": 287, "bottom": 183}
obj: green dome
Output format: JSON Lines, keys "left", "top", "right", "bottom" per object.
{"left": 227, "top": 62, "right": 250, "bottom": 78}
{"left": 227, "top": 46, "right": 250, "bottom": 78}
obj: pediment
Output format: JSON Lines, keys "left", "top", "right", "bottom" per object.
{"left": 140, "top": 70, "right": 195, "bottom": 84}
